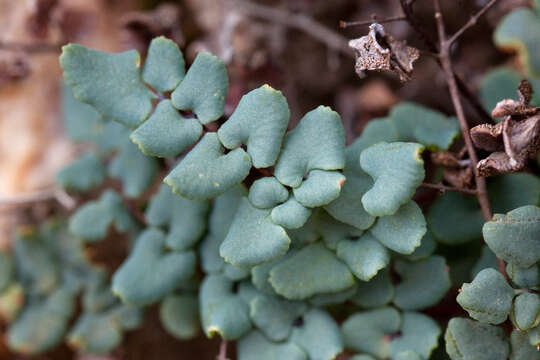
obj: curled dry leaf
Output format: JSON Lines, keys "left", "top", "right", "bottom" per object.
{"left": 348, "top": 23, "right": 420, "bottom": 82}
{"left": 471, "top": 80, "right": 540, "bottom": 177}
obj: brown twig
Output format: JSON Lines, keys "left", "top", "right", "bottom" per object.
{"left": 217, "top": 339, "right": 228, "bottom": 360}
{"left": 448, "top": 0, "right": 499, "bottom": 45}
{"left": 230, "top": 0, "right": 353, "bottom": 58}
{"left": 339, "top": 15, "right": 407, "bottom": 28}
{"left": 421, "top": 182, "right": 477, "bottom": 195}
{"left": 0, "top": 41, "right": 62, "bottom": 53}
{"left": 398, "top": 0, "right": 494, "bottom": 125}
{"left": 0, "top": 187, "right": 75, "bottom": 210}
{"left": 433, "top": 0, "right": 507, "bottom": 279}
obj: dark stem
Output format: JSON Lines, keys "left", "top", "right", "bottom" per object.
{"left": 398, "top": 0, "right": 494, "bottom": 125}
{"left": 0, "top": 41, "right": 62, "bottom": 53}
{"left": 231, "top": 0, "right": 353, "bottom": 58}
{"left": 433, "top": 0, "right": 507, "bottom": 279}
{"left": 421, "top": 182, "right": 477, "bottom": 195}
{"left": 448, "top": 0, "right": 499, "bottom": 45}
{"left": 339, "top": 15, "right": 407, "bottom": 28}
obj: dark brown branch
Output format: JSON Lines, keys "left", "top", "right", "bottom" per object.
{"left": 339, "top": 15, "right": 407, "bottom": 28}
{"left": 0, "top": 41, "right": 62, "bottom": 53}
{"left": 231, "top": 0, "right": 353, "bottom": 58}
{"left": 448, "top": 0, "right": 499, "bottom": 45}
{"left": 421, "top": 182, "right": 477, "bottom": 195}
{"left": 398, "top": 0, "right": 494, "bottom": 125}
{"left": 433, "top": 0, "right": 507, "bottom": 279}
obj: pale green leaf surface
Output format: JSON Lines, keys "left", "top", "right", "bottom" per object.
{"left": 218, "top": 85, "right": 290, "bottom": 168}
{"left": 238, "top": 330, "right": 307, "bottom": 360}
{"left": 403, "top": 230, "right": 436, "bottom": 261}
{"left": 293, "top": 170, "right": 345, "bottom": 208}
{"left": 291, "top": 308, "right": 343, "bottom": 360}
{"left": 60, "top": 44, "right": 154, "bottom": 127}
{"left": 512, "top": 293, "right": 540, "bottom": 330}
{"left": 250, "top": 293, "right": 307, "bottom": 341}
{"left": 164, "top": 133, "right": 251, "bottom": 200}
{"left": 109, "top": 140, "right": 158, "bottom": 198}
{"left": 352, "top": 269, "right": 394, "bottom": 308}
{"left": 223, "top": 263, "right": 250, "bottom": 281}
{"left": 480, "top": 67, "right": 521, "bottom": 116}
{"left": 146, "top": 184, "right": 209, "bottom": 251}
{"left": 394, "top": 256, "right": 451, "bottom": 310}
{"left": 69, "top": 190, "right": 135, "bottom": 242}
{"left": 444, "top": 318, "right": 509, "bottom": 360}
{"left": 510, "top": 329, "right": 540, "bottom": 360}
{"left": 159, "top": 294, "right": 200, "bottom": 340}
{"left": 199, "top": 274, "right": 251, "bottom": 340}
{"left": 142, "top": 36, "right": 185, "bottom": 93}
{"left": 315, "top": 210, "right": 363, "bottom": 250}
{"left": 271, "top": 197, "right": 312, "bottom": 229}
{"left": 428, "top": 192, "right": 484, "bottom": 245}
{"left": 494, "top": 7, "right": 540, "bottom": 77}
{"left": 341, "top": 307, "right": 401, "bottom": 358}
{"left": 488, "top": 173, "right": 540, "bottom": 213}
{"left": 269, "top": 242, "right": 355, "bottom": 300}
{"left": 220, "top": 198, "right": 290, "bottom": 268}
{"left": 483, "top": 205, "right": 540, "bottom": 268}
{"left": 390, "top": 312, "right": 440, "bottom": 359}
{"left": 336, "top": 233, "right": 390, "bottom": 281}
{"left": 324, "top": 171, "right": 375, "bottom": 231}
{"left": 7, "top": 288, "right": 75, "bottom": 355}
{"left": 309, "top": 284, "right": 358, "bottom": 306}
{"left": 248, "top": 177, "right": 288, "bottom": 209}
{"left": 56, "top": 152, "right": 105, "bottom": 192}
{"left": 360, "top": 142, "right": 425, "bottom": 216}
{"left": 369, "top": 201, "right": 426, "bottom": 255}
{"left": 171, "top": 52, "right": 228, "bottom": 124}
{"left": 507, "top": 263, "right": 539, "bottom": 288}
{"left": 112, "top": 228, "right": 196, "bottom": 305}
{"left": 457, "top": 268, "right": 514, "bottom": 324}
{"left": 0, "top": 252, "right": 13, "bottom": 293}
{"left": 274, "top": 106, "right": 345, "bottom": 188}
{"left": 68, "top": 311, "right": 122, "bottom": 354}
{"left": 390, "top": 102, "right": 459, "bottom": 150}
{"left": 130, "top": 100, "right": 202, "bottom": 157}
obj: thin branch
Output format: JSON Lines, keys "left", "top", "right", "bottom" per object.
{"left": 230, "top": 0, "right": 353, "bottom": 58}
{"left": 339, "top": 15, "right": 407, "bottom": 28}
{"left": 421, "top": 182, "right": 477, "bottom": 195}
{"left": 448, "top": 0, "right": 499, "bottom": 45}
{"left": 217, "top": 340, "right": 228, "bottom": 360}
{"left": 0, "top": 187, "right": 75, "bottom": 210}
{"left": 398, "top": 0, "right": 494, "bottom": 125}
{"left": 0, "top": 41, "right": 62, "bottom": 53}
{"left": 433, "top": 0, "right": 507, "bottom": 279}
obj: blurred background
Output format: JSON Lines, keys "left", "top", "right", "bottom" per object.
{"left": 0, "top": 0, "right": 531, "bottom": 358}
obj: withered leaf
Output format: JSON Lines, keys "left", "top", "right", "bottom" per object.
{"left": 348, "top": 23, "right": 419, "bottom": 82}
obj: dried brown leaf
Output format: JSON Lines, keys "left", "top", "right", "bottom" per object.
{"left": 348, "top": 23, "right": 419, "bottom": 82}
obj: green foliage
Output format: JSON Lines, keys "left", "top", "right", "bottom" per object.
{"left": 457, "top": 269, "right": 515, "bottom": 324}
{"left": 494, "top": 6, "right": 540, "bottom": 77}
{"left": 445, "top": 318, "right": 509, "bottom": 360}
{"left": 22, "top": 35, "right": 534, "bottom": 359}
{"left": 69, "top": 190, "right": 135, "bottom": 242}
{"left": 112, "top": 228, "right": 196, "bottom": 305}
{"left": 56, "top": 152, "right": 105, "bottom": 192}
{"left": 483, "top": 205, "right": 540, "bottom": 268}
{"left": 218, "top": 85, "right": 290, "bottom": 168}
{"left": 360, "top": 142, "right": 425, "bottom": 217}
